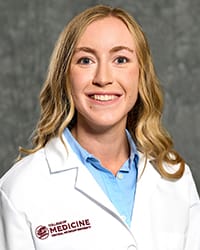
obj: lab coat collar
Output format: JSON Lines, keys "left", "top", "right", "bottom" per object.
{"left": 44, "top": 135, "right": 161, "bottom": 186}
{"left": 44, "top": 135, "right": 151, "bottom": 179}
{"left": 44, "top": 135, "right": 80, "bottom": 173}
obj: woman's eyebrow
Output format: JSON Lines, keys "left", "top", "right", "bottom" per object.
{"left": 110, "top": 46, "right": 134, "bottom": 53}
{"left": 74, "top": 47, "right": 96, "bottom": 54}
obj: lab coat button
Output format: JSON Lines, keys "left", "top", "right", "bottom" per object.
{"left": 127, "top": 244, "right": 136, "bottom": 250}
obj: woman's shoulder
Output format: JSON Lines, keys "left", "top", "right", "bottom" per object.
{"left": 0, "top": 148, "right": 46, "bottom": 196}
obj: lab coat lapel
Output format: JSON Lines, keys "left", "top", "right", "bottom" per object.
{"left": 131, "top": 152, "right": 162, "bottom": 233}
{"left": 74, "top": 161, "right": 120, "bottom": 215}
{"left": 45, "top": 136, "right": 122, "bottom": 220}
{"left": 136, "top": 152, "right": 161, "bottom": 198}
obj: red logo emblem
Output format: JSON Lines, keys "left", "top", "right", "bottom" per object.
{"left": 35, "top": 225, "right": 49, "bottom": 240}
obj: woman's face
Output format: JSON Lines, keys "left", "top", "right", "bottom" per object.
{"left": 69, "top": 16, "right": 139, "bottom": 132}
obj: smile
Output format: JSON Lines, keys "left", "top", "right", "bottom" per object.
{"left": 90, "top": 94, "right": 119, "bottom": 101}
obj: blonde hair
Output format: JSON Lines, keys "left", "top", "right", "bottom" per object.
{"left": 19, "top": 5, "right": 184, "bottom": 179}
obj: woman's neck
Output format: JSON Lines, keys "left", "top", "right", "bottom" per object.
{"left": 71, "top": 125, "right": 129, "bottom": 175}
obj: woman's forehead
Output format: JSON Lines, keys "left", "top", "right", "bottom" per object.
{"left": 75, "top": 17, "right": 136, "bottom": 49}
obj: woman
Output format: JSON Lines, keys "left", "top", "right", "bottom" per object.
{"left": 0, "top": 5, "right": 199, "bottom": 250}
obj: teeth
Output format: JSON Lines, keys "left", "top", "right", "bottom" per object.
{"left": 91, "top": 95, "right": 117, "bottom": 101}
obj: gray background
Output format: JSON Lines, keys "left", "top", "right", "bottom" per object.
{"left": 0, "top": 0, "right": 199, "bottom": 194}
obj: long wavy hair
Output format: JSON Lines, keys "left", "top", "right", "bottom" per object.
{"left": 19, "top": 5, "right": 185, "bottom": 179}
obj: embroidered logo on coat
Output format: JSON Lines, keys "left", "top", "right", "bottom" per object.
{"left": 35, "top": 218, "right": 91, "bottom": 239}
{"left": 35, "top": 226, "right": 49, "bottom": 240}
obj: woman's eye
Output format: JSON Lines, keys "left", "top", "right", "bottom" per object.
{"left": 115, "top": 57, "right": 129, "bottom": 64}
{"left": 77, "top": 57, "right": 92, "bottom": 64}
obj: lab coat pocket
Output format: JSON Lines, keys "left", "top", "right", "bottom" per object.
{"left": 156, "top": 232, "right": 185, "bottom": 250}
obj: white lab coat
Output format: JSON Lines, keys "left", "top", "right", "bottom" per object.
{"left": 0, "top": 135, "right": 200, "bottom": 250}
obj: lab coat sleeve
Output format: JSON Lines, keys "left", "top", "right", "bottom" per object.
{"left": 184, "top": 170, "right": 200, "bottom": 250}
{"left": 0, "top": 189, "right": 35, "bottom": 250}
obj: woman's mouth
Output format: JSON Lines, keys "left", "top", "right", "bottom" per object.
{"left": 89, "top": 94, "right": 119, "bottom": 102}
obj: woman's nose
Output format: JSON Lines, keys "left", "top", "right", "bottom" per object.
{"left": 92, "top": 62, "right": 113, "bottom": 86}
